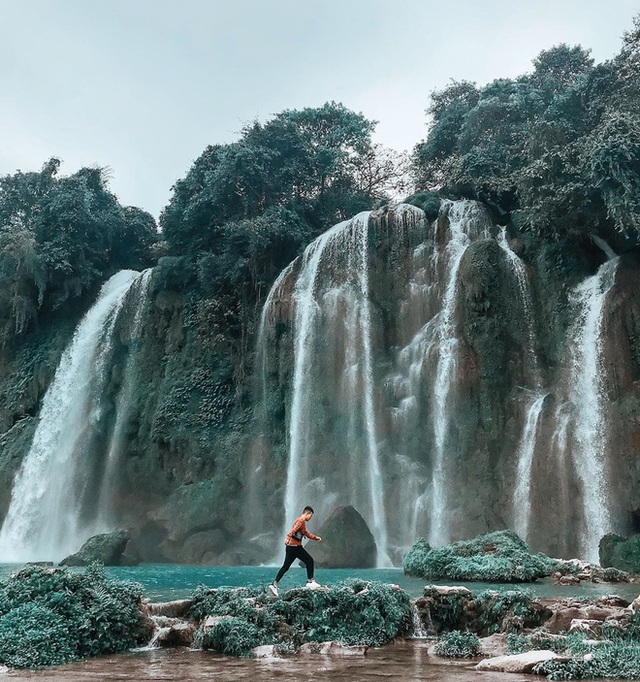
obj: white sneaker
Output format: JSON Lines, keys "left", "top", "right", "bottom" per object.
{"left": 305, "top": 580, "right": 321, "bottom": 590}
{"left": 268, "top": 583, "right": 279, "bottom": 597}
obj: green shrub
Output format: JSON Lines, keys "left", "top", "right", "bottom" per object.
{"left": 200, "top": 617, "right": 261, "bottom": 656}
{"left": 434, "top": 630, "right": 480, "bottom": 658}
{"left": 473, "top": 589, "right": 547, "bottom": 635}
{"left": 421, "top": 587, "right": 467, "bottom": 632}
{"left": 0, "top": 564, "right": 145, "bottom": 669}
{"left": 0, "top": 604, "right": 76, "bottom": 669}
{"left": 534, "top": 641, "right": 640, "bottom": 680}
{"left": 507, "top": 631, "right": 589, "bottom": 656}
{"left": 404, "top": 530, "right": 554, "bottom": 582}
{"left": 190, "top": 580, "right": 413, "bottom": 655}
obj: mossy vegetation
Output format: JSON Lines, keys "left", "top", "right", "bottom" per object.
{"left": 0, "top": 565, "right": 145, "bottom": 669}
{"left": 190, "top": 580, "right": 413, "bottom": 656}
{"left": 505, "top": 616, "right": 640, "bottom": 680}
{"left": 403, "top": 530, "right": 555, "bottom": 582}
{"left": 419, "top": 585, "right": 550, "bottom": 636}
{"left": 434, "top": 630, "right": 480, "bottom": 657}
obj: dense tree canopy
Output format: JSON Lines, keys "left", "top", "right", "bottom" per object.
{"left": 0, "top": 160, "right": 157, "bottom": 346}
{"left": 414, "top": 23, "right": 640, "bottom": 241}
{"left": 161, "top": 102, "right": 407, "bottom": 255}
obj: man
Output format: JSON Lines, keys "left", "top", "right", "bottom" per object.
{"left": 269, "top": 506, "right": 322, "bottom": 597}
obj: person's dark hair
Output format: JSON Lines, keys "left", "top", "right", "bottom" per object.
{"left": 303, "top": 506, "right": 314, "bottom": 514}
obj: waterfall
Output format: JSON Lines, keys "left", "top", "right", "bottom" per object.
{"left": 428, "top": 201, "right": 486, "bottom": 546}
{"left": 280, "top": 212, "right": 390, "bottom": 565}
{"left": 566, "top": 254, "right": 619, "bottom": 562}
{"left": 497, "top": 227, "right": 541, "bottom": 387}
{"left": 94, "top": 268, "right": 153, "bottom": 530}
{"left": 0, "top": 270, "right": 143, "bottom": 562}
{"left": 512, "top": 393, "right": 547, "bottom": 542}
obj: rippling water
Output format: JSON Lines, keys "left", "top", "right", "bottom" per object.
{"left": 7, "top": 642, "right": 536, "bottom": 682}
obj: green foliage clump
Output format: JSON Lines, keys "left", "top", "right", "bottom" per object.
{"left": 403, "top": 530, "right": 554, "bottom": 582}
{"left": 0, "top": 160, "right": 158, "bottom": 347}
{"left": 473, "top": 588, "right": 546, "bottom": 635}
{"left": 413, "top": 22, "right": 640, "bottom": 240}
{"left": 434, "top": 630, "right": 480, "bottom": 658}
{"left": 420, "top": 587, "right": 467, "bottom": 632}
{"left": 0, "top": 564, "right": 145, "bottom": 669}
{"left": 199, "top": 617, "right": 262, "bottom": 657}
{"left": 404, "top": 191, "right": 442, "bottom": 221}
{"left": 190, "top": 580, "right": 413, "bottom": 656}
{"left": 507, "top": 631, "right": 589, "bottom": 655}
{"left": 534, "top": 641, "right": 640, "bottom": 680}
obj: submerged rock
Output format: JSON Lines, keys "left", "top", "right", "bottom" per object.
{"left": 313, "top": 506, "right": 377, "bottom": 568}
{"left": 59, "top": 529, "right": 132, "bottom": 566}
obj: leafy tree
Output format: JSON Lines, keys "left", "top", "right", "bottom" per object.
{"left": 0, "top": 159, "right": 158, "bottom": 346}
{"left": 412, "top": 18, "right": 640, "bottom": 242}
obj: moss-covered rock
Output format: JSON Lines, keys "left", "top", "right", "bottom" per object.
{"left": 189, "top": 580, "right": 413, "bottom": 655}
{"left": 0, "top": 565, "right": 145, "bottom": 669}
{"left": 415, "top": 584, "right": 551, "bottom": 636}
{"left": 403, "top": 530, "right": 554, "bottom": 582}
{"left": 59, "top": 530, "right": 132, "bottom": 567}
{"left": 599, "top": 533, "right": 640, "bottom": 573}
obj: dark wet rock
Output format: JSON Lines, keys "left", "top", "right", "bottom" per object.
{"left": 59, "top": 529, "right": 131, "bottom": 566}
{"left": 155, "top": 621, "right": 197, "bottom": 648}
{"left": 599, "top": 533, "right": 640, "bottom": 573}
{"left": 148, "top": 599, "right": 195, "bottom": 619}
{"left": 313, "top": 506, "right": 377, "bottom": 568}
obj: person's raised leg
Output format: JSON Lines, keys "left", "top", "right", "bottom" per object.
{"left": 270, "top": 546, "right": 296, "bottom": 596}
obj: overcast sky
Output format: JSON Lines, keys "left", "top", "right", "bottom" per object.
{"left": 1, "top": 0, "right": 637, "bottom": 218}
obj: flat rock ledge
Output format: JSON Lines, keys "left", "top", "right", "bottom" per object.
{"left": 476, "top": 651, "right": 564, "bottom": 673}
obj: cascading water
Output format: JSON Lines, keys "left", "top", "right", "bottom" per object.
{"left": 428, "top": 201, "right": 488, "bottom": 546}
{"left": 94, "top": 268, "right": 153, "bottom": 530}
{"left": 0, "top": 270, "right": 143, "bottom": 562}
{"left": 565, "top": 253, "right": 619, "bottom": 562}
{"left": 280, "top": 212, "right": 390, "bottom": 565}
{"left": 512, "top": 393, "right": 547, "bottom": 543}
{"left": 497, "top": 227, "right": 541, "bottom": 387}
{"left": 255, "top": 198, "right": 625, "bottom": 563}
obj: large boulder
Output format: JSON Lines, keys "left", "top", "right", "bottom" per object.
{"left": 305, "top": 506, "right": 376, "bottom": 568}
{"left": 599, "top": 533, "right": 640, "bottom": 573}
{"left": 403, "top": 530, "right": 553, "bottom": 582}
{"left": 60, "top": 529, "right": 132, "bottom": 566}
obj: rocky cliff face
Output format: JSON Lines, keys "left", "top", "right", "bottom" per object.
{"left": 2, "top": 200, "right": 640, "bottom": 565}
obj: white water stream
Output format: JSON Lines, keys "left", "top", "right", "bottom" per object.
{"left": 0, "top": 270, "right": 143, "bottom": 562}
{"left": 512, "top": 393, "right": 547, "bottom": 543}
{"left": 566, "top": 254, "right": 619, "bottom": 561}
{"left": 281, "top": 212, "right": 390, "bottom": 565}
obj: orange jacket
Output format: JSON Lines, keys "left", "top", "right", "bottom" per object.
{"left": 285, "top": 515, "right": 320, "bottom": 546}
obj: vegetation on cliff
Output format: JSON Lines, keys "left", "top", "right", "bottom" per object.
{"left": 0, "top": 565, "right": 145, "bottom": 669}
{"left": 0, "top": 160, "right": 158, "bottom": 348}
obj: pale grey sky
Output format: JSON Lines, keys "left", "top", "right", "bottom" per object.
{"left": 1, "top": 0, "right": 637, "bottom": 217}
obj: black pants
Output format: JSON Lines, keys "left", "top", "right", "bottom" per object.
{"left": 274, "top": 544, "right": 314, "bottom": 582}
